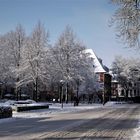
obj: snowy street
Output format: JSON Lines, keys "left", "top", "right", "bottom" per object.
{"left": 0, "top": 103, "right": 140, "bottom": 140}
{"left": 0, "top": 0, "right": 140, "bottom": 140}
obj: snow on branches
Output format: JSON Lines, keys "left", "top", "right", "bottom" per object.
{"left": 110, "top": 0, "right": 140, "bottom": 49}
{"left": 0, "top": 24, "right": 97, "bottom": 100}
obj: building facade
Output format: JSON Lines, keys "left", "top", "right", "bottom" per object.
{"left": 85, "top": 49, "right": 112, "bottom": 104}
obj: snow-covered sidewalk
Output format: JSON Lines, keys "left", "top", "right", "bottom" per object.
{"left": 0, "top": 102, "right": 105, "bottom": 126}
{"left": 0, "top": 103, "right": 102, "bottom": 123}
{"left": 12, "top": 103, "right": 103, "bottom": 119}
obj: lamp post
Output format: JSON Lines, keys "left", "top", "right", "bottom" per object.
{"left": 0, "top": 81, "right": 3, "bottom": 99}
{"left": 60, "top": 80, "right": 64, "bottom": 108}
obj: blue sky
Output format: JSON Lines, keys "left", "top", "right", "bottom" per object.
{"left": 0, "top": 0, "right": 139, "bottom": 67}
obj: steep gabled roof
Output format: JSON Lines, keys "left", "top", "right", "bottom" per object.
{"left": 85, "top": 49, "right": 106, "bottom": 73}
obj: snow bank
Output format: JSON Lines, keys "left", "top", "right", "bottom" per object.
{"left": 0, "top": 103, "right": 102, "bottom": 124}
{"left": 104, "top": 101, "right": 134, "bottom": 108}
{"left": 12, "top": 103, "right": 102, "bottom": 119}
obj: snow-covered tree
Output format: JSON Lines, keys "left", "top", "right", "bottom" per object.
{"left": 111, "top": 56, "right": 140, "bottom": 98}
{"left": 112, "top": 56, "right": 140, "bottom": 81}
{"left": 112, "top": 56, "right": 129, "bottom": 90}
{"left": 0, "top": 24, "right": 26, "bottom": 100}
{"left": 0, "top": 44, "right": 14, "bottom": 90}
{"left": 0, "top": 23, "right": 98, "bottom": 102}
{"left": 19, "top": 22, "right": 49, "bottom": 101}
{"left": 52, "top": 26, "right": 94, "bottom": 103}
{"left": 110, "top": 0, "right": 140, "bottom": 49}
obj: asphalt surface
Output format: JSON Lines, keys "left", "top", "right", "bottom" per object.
{"left": 0, "top": 104, "right": 139, "bottom": 140}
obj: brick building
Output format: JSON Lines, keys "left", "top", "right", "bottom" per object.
{"left": 85, "top": 49, "right": 112, "bottom": 104}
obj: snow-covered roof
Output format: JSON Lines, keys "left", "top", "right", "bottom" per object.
{"left": 85, "top": 49, "right": 106, "bottom": 73}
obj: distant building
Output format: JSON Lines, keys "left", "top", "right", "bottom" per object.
{"left": 85, "top": 49, "right": 112, "bottom": 104}
{"left": 110, "top": 72, "right": 140, "bottom": 102}
{"left": 111, "top": 80, "right": 118, "bottom": 98}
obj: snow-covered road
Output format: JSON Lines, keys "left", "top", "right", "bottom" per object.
{"left": 0, "top": 102, "right": 140, "bottom": 140}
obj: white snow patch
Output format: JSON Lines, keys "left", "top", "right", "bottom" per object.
{"left": 12, "top": 103, "right": 102, "bottom": 119}
{"left": 106, "top": 101, "right": 128, "bottom": 106}
{"left": 0, "top": 102, "right": 103, "bottom": 124}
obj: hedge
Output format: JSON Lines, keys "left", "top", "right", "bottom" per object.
{"left": 0, "top": 106, "right": 12, "bottom": 119}
{"left": 15, "top": 104, "right": 49, "bottom": 112}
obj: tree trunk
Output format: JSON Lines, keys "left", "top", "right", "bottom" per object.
{"left": 59, "top": 85, "right": 62, "bottom": 103}
{"left": 65, "top": 82, "right": 69, "bottom": 103}
{"left": 33, "top": 77, "right": 38, "bottom": 102}
{"left": 76, "top": 81, "right": 79, "bottom": 98}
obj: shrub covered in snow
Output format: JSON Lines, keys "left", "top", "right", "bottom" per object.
{"left": 15, "top": 104, "right": 49, "bottom": 112}
{"left": 4, "top": 100, "right": 36, "bottom": 106}
{"left": 0, "top": 106, "right": 12, "bottom": 119}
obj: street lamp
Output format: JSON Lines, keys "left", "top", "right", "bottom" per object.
{"left": 0, "top": 81, "right": 3, "bottom": 99}
{"left": 60, "top": 80, "right": 65, "bottom": 108}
